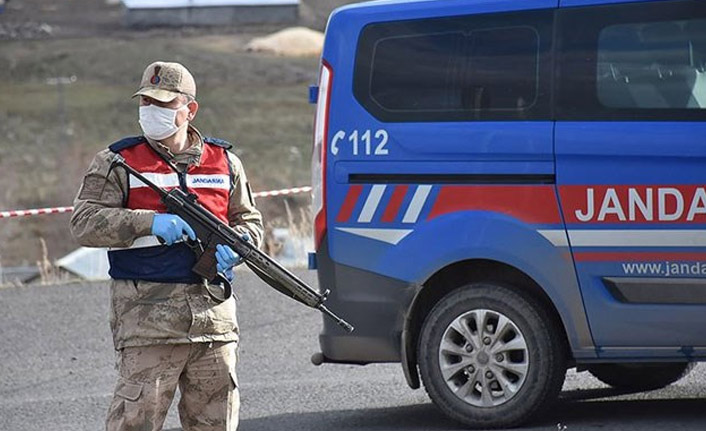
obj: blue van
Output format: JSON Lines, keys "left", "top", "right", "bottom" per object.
{"left": 309, "top": 0, "right": 706, "bottom": 427}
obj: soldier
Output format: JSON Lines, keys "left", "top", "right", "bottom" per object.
{"left": 70, "top": 61, "right": 263, "bottom": 431}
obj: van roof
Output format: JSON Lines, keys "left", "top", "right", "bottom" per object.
{"left": 331, "top": 0, "right": 657, "bottom": 18}
{"left": 335, "top": 0, "right": 472, "bottom": 14}
{"left": 340, "top": 0, "right": 439, "bottom": 7}
{"left": 330, "top": 0, "right": 560, "bottom": 22}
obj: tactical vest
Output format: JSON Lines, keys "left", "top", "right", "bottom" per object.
{"left": 107, "top": 136, "right": 233, "bottom": 283}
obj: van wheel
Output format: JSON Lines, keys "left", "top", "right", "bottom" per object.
{"left": 587, "top": 362, "right": 694, "bottom": 391}
{"left": 418, "top": 283, "right": 566, "bottom": 429}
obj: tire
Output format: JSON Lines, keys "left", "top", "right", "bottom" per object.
{"left": 588, "top": 362, "right": 694, "bottom": 391}
{"left": 418, "top": 283, "right": 567, "bottom": 429}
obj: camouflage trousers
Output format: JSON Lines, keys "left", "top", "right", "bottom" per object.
{"left": 106, "top": 342, "right": 239, "bottom": 431}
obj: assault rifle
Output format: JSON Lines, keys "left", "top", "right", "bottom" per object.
{"left": 108, "top": 154, "right": 354, "bottom": 333}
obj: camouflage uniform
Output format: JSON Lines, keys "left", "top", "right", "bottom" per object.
{"left": 71, "top": 126, "right": 263, "bottom": 431}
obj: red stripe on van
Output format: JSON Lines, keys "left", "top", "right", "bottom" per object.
{"left": 428, "top": 185, "right": 561, "bottom": 224}
{"left": 574, "top": 252, "right": 706, "bottom": 262}
{"left": 381, "top": 185, "right": 409, "bottom": 223}
{"left": 336, "top": 185, "right": 364, "bottom": 223}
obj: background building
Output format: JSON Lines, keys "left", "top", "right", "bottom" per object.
{"left": 121, "top": 0, "right": 299, "bottom": 27}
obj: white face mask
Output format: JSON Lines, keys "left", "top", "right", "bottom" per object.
{"left": 138, "top": 104, "right": 189, "bottom": 141}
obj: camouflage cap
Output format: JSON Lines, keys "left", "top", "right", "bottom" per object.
{"left": 132, "top": 61, "right": 196, "bottom": 102}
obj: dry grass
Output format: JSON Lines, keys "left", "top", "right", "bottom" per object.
{"left": 263, "top": 197, "right": 313, "bottom": 267}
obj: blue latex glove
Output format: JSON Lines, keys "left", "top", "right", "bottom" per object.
{"left": 215, "top": 234, "right": 250, "bottom": 281}
{"left": 151, "top": 214, "right": 196, "bottom": 246}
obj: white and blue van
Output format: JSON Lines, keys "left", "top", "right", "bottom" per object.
{"left": 309, "top": 0, "right": 706, "bottom": 427}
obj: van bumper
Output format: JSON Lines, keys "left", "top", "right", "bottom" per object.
{"left": 315, "top": 237, "right": 418, "bottom": 363}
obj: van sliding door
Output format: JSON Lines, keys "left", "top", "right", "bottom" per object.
{"left": 555, "top": 0, "right": 706, "bottom": 354}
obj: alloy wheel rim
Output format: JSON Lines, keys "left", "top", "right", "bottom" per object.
{"left": 437, "top": 308, "right": 529, "bottom": 407}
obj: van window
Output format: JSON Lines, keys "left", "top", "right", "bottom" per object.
{"left": 354, "top": 10, "right": 553, "bottom": 122}
{"left": 370, "top": 27, "right": 539, "bottom": 113}
{"left": 597, "top": 19, "right": 706, "bottom": 110}
{"left": 370, "top": 32, "right": 466, "bottom": 112}
{"left": 558, "top": 0, "right": 706, "bottom": 121}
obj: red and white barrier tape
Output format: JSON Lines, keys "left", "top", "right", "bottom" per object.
{"left": 0, "top": 186, "right": 312, "bottom": 219}
{"left": 252, "top": 186, "right": 311, "bottom": 198}
{"left": 0, "top": 207, "right": 74, "bottom": 219}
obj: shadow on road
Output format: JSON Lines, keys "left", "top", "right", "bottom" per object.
{"left": 560, "top": 386, "right": 643, "bottom": 401}
{"left": 165, "top": 392, "right": 706, "bottom": 431}
{"left": 552, "top": 396, "right": 706, "bottom": 427}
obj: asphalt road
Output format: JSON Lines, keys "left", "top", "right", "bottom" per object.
{"left": 1, "top": 270, "right": 705, "bottom": 431}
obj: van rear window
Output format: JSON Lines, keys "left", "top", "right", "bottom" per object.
{"left": 597, "top": 19, "right": 706, "bottom": 110}
{"left": 557, "top": 0, "right": 706, "bottom": 121}
{"left": 354, "top": 10, "right": 553, "bottom": 123}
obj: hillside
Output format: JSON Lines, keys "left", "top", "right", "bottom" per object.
{"left": 0, "top": 0, "right": 359, "bottom": 266}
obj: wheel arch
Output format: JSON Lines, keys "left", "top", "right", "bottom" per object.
{"left": 401, "top": 258, "right": 572, "bottom": 389}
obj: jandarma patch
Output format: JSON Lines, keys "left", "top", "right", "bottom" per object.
{"left": 186, "top": 175, "right": 231, "bottom": 190}
{"left": 192, "top": 177, "right": 225, "bottom": 184}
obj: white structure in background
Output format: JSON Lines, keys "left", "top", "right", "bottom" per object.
{"left": 56, "top": 228, "right": 311, "bottom": 282}
{"left": 121, "top": 0, "right": 299, "bottom": 27}
{"left": 56, "top": 247, "right": 111, "bottom": 281}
